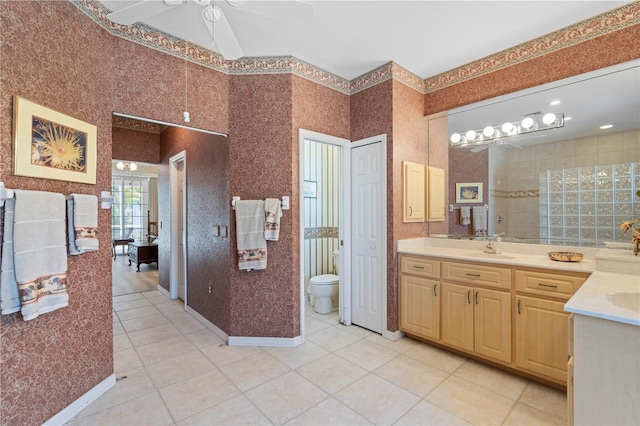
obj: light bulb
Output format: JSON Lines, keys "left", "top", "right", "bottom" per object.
{"left": 521, "top": 117, "right": 535, "bottom": 129}
{"left": 183, "top": 111, "right": 190, "bottom": 122}
{"left": 501, "top": 122, "right": 514, "bottom": 133}
{"left": 116, "top": 161, "right": 124, "bottom": 170}
{"left": 483, "top": 126, "right": 497, "bottom": 138}
{"left": 465, "top": 130, "right": 477, "bottom": 141}
{"left": 129, "top": 163, "right": 138, "bottom": 172}
{"left": 450, "top": 133, "right": 461, "bottom": 144}
{"left": 542, "top": 113, "right": 557, "bottom": 125}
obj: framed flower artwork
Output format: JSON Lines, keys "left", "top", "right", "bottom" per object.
{"left": 455, "top": 182, "right": 483, "bottom": 203}
{"left": 13, "top": 96, "right": 97, "bottom": 184}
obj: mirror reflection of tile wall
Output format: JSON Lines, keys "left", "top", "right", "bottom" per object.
{"left": 490, "top": 128, "right": 640, "bottom": 241}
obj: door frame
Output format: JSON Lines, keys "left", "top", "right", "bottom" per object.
{"left": 298, "top": 129, "right": 350, "bottom": 342}
{"left": 169, "top": 150, "right": 187, "bottom": 304}
{"left": 349, "top": 135, "right": 388, "bottom": 336}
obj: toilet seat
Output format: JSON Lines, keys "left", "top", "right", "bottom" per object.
{"left": 310, "top": 274, "right": 339, "bottom": 285}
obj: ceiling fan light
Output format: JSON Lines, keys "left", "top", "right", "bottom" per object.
{"left": 129, "top": 162, "right": 138, "bottom": 171}
{"left": 542, "top": 113, "right": 557, "bottom": 125}
{"left": 202, "top": 5, "right": 221, "bottom": 22}
{"left": 116, "top": 161, "right": 125, "bottom": 171}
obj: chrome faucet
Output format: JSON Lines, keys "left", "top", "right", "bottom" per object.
{"left": 484, "top": 240, "right": 498, "bottom": 254}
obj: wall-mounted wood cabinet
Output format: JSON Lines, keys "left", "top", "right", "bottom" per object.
{"left": 427, "top": 166, "right": 445, "bottom": 222}
{"left": 402, "top": 161, "right": 425, "bottom": 222}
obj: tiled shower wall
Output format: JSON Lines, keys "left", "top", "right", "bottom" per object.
{"left": 490, "top": 128, "right": 640, "bottom": 239}
{"left": 303, "top": 140, "right": 340, "bottom": 297}
{"left": 540, "top": 162, "right": 639, "bottom": 244}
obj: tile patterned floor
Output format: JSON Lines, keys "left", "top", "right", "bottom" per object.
{"left": 67, "top": 290, "right": 568, "bottom": 425}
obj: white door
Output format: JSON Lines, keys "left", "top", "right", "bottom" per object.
{"left": 351, "top": 139, "right": 385, "bottom": 333}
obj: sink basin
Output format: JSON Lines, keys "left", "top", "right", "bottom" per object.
{"left": 464, "top": 252, "right": 516, "bottom": 260}
{"left": 608, "top": 292, "right": 640, "bottom": 313}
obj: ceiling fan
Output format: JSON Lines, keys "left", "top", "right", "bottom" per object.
{"left": 106, "top": 0, "right": 314, "bottom": 60}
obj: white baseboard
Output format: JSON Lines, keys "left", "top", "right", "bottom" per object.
{"left": 229, "top": 335, "right": 303, "bottom": 348}
{"left": 156, "top": 284, "right": 171, "bottom": 298}
{"left": 44, "top": 374, "right": 115, "bottom": 426}
{"left": 382, "top": 329, "right": 404, "bottom": 341}
{"left": 185, "top": 305, "right": 230, "bottom": 343}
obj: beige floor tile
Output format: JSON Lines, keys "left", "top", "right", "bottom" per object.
{"left": 334, "top": 374, "right": 421, "bottom": 424}
{"left": 159, "top": 369, "right": 241, "bottom": 421}
{"left": 425, "top": 375, "right": 515, "bottom": 425}
{"left": 113, "top": 293, "right": 145, "bottom": 304}
{"left": 453, "top": 359, "right": 529, "bottom": 400}
{"left": 127, "top": 322, "right": 182, "bottom": 347}
{"left": 245, "top": 371, "right": 328, "bottom": 424}
{"left": 268, "top": 340, "right": 329, "bottom": 369}
{"left": 114, "top": 348, "right": 143, "bottom": 374}
{"left": 286, "top": 397, "right": 372, "bottom": 425}
{"left": 304, "top": 316, "right": 332, "bottom": 335}
{"left": 308, "top": 309, "right": 339, "bottom": 325}
{"left": 306, "top": 326, "right": 362, "bottom": 352}
{"left": 220, "top": 351, "right": 290, "bottom": 392}
{"left": 394, "top": 400, "right": 470, "bottom": 425}
{"left": 366, "top": 334, "right": 419, "bottom": 354}
{"left": 113, "top": 297, "right": 152, "bottom": 312}
{"left": 112, "top": 322, "right": 125, "bottom": 336}
{"left": 116, "top": 305, "right": 161, "bottom": 321}
{"left": 77, "top": 367, "right": 155, "bottom": 417}
{"left": 184, "top": 328, "right": 225, "bottom": 349}
{"left": 170, "top": 315, "right": 206, "bottom": 334}
{"left": 335, "top": 339, "right": 398, "bottom": 371}
{"left": 146, "top": 350, "right": 217, "bottom": 388}
{"left": 135, "top": 335, "right": 197, "bottom": 365}
{"left": 201, "top": 343, "right": 264, "bottom": 368}
{"left": 518, "top": 382, "right": 568, "bottom": 422}
{"left": 113, "top": 333, "right": 133, "bottom": 353}
{"left": 176, "top": 395, "right": 271, "bottom": 426}
{"left": 120, "top": 313, "right": 170, "bottom": 334}
{"left": 145, "top": 294, "right": 176, "bottom": 306}
{"left": 503, "top": 402, "right": 566, "bottom": 425}
{"left": 76, "top": 391, "right": 173, "bottom": 426}
{"left": 296, "top": 353, "right": 369, "bottom": 394}
{"left": 404, "top": 342, "right": 467, "bottom": 373}
{"left": 374, "top": 354, "right": 449, "bottom": 398}
{"left": 340, "top": 323, "right": 376, "bottom": 338}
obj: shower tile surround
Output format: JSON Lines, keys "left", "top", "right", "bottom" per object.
{"left": 1, "top": 0, "right": 639, "bottom": 423}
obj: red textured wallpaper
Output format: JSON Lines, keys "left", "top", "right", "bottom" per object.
{"left": 0, "top": 2, "right": 114, "bottom": 425}
{"left": 112, "top": 127, "right": 160, "bottom": 164}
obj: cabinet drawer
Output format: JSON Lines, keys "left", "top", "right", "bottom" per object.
{"left": 442, "top": 261, "right": 511, "bottom": 289}
{"left": 400, "top": 256, "right": 440, "bottom": 279}
{"left": 515, "top": 269, "right": 587, "bottom": 300}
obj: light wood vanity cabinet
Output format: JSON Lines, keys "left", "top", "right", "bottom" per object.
{"left": 402, "top": 162, "right": 426, "bottom": 222}
{"left": 514, "top": 268, "right": 588, "bottom": 383}
{"left": 398, "top": 254, "right": 589, "bottom": 386}
{"left": 399, "top": 256, "right": 440, "bottom": 340}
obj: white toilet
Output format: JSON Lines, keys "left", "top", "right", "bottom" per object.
{"left": 309, "top": 250, "right": 339, "bottom": 314}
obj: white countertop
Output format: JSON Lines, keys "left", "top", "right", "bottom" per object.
{"left": 398, "top": 238, "right": 640, "bottom": 326}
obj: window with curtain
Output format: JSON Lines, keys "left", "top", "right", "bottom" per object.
{"left": 111, "top": 177, "right": 149, "bottom": 241}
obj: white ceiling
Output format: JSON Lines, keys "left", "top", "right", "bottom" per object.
{"left": 98, "top": 0, "right": 630, "bottom": 81}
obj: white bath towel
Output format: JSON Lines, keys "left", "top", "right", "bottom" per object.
{"left": 460, "top": 206, "right": 471, "bottom": 226}
{"left": 473, "top": 205, "right": 488, "bottom": 235}
{"left": 264, "top": 198, "right": 282, "bottom": 241}
{"left": 236, "top": 200, "right": 267, "bottom": 271}
{"left": 1, "top": 199, "right": 21, "bottom": 315}
{"left": 13, "top": 190, "right": 68, "bottom": 321}
{"left": 70, "top": 194, "right": 98, "bottom": 253}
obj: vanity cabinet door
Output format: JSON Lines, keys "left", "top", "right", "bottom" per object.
{"left": 442, "top": 283, "right": 474, "bottom": 352}
{"left": 400, "top": 274, "right": 440, "bottom": 340}
{"left": 515, "top": 296, "right": 569, "bottom": 382}
{"left": 427, "top": 166, "right": 445, "bottom": 222}
{"left": 474, "top": 288, "right": 512, "bottom": 363}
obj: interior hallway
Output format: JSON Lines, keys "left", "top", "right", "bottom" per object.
{"left": 65, "top": 255, "right": 568, "bottom": 425}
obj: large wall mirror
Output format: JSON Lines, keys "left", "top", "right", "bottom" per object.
{"left": 427, "top": 59, "right": 639, "bottom": 247}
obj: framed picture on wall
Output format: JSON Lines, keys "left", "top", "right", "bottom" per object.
{"left": 13, "top": 95, "right": 97, "bottom": 184}
{"left": 455, "top": 182, "right": 483, "bottom": 203}
{"left": 303, "top": 180, "right": 317, "bottom": 198}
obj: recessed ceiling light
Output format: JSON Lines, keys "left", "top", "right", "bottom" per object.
{"left": 599, "top": 124, "right": 614, "bottom": 129}
{"left": 549, "top": 100, "right": 561, "bottom": 106}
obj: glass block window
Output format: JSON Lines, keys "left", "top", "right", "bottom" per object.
{"left": 540, "top": 162, "right": 639, "bottom": 246}
{"left": 111, "top": 177, "right": 149, "bottom": 241}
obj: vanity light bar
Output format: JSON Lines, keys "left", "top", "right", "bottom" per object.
{"left": 450, "top": 112, "right": 565, "bottom": 148}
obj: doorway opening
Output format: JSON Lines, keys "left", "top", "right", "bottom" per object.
{"left": 169, "top": 151, "right": 187, "bottom": 303}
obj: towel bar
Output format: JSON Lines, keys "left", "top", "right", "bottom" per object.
{"left": 0, "top": 182, "right": 14, "bottom": 207}
{"left": 450, "top": 203, "right": 488, "bottom": 211}
{"left": 231, "top": 196, "right": 290, "bottom": 210}
{"left": 0, "top": 183, "right": 115, "bottom": 209}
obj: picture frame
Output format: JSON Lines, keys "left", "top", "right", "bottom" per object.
{"left": 455, "top": 182, "right": 483, "bottom": 203}
{"left": 13, "top": 96, "right": 97, "bottom": 184}
{"left": 303, "top": 180, "right": 317, "bottom": 198}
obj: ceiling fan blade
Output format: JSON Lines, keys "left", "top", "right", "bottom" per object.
{"left": 202, "top": 6, "right": 243, "bottom": 60}
{"left": 107, "top": 0, "right": 181, "bottom": 25}
{"left": 226, "top": 0, "right": 314, "bottom": 22}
